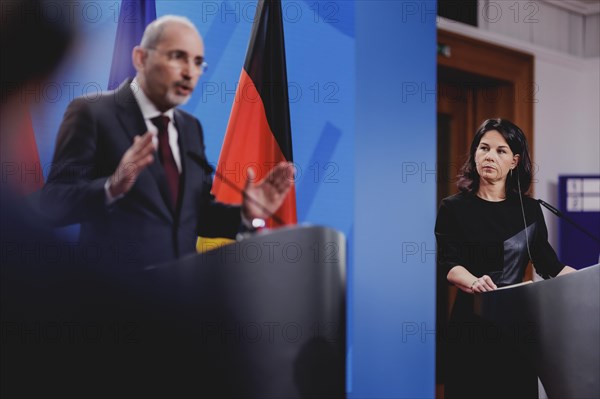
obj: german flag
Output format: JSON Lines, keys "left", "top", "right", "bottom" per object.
{"left": 212, "top": 0, "right": 297, "bottom": 228}
{"left": 3, "top": 108, "right": 44, "bottom": 196}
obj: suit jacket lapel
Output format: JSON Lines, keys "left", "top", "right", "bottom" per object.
{"left": 113, "top": 80, "right": 174, "bottom": 220}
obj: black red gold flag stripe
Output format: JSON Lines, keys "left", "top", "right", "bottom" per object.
{"left": 213, "top": 0, "right": 297, "bottom": 227}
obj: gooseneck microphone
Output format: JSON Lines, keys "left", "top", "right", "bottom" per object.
{"left": 537, "top": 199, "right": 600, "bottom": 244}
{"left": 187, "top": 151, "right": 285, "bottom": 227}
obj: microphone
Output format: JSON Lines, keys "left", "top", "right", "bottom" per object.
{"left": 187, "top": 151, "right": 285, "bottom": 227}
{"left": 186, "top": 151, "right": 215, "bottom": 175}
{"left": 537, "top": 198, "right": 600, "bottom": 244}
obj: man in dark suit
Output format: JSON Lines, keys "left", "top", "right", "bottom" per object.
{"left": 42, "top": 15, "right": 293, "bottom": 270}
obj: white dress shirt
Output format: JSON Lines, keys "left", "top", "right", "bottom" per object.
{"left": 130, "top": 78, "right": 182, "bottom": 172}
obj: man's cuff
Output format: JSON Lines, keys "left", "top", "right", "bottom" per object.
{"left": 240, "top": 210, "right": 266, "bottom": 231}
{"left": 104, "top": 178, "right": 124, "bottom": 205}
{"left": 240, "top": 210, "right": 253, "bottom": 229}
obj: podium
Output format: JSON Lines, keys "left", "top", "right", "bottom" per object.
{"left": 475, "top": 265, "right": 599, "bottom": 398}
{"left": 128, "top": 225, "right": 346, "bottom": 398}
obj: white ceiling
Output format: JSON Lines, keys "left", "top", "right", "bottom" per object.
{"left": 541, "top": 0, "right": 600, "bottom": 15}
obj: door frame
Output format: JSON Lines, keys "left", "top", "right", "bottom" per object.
{"left": 437, "top": 29, "right": 535, "bottom": 155}
{"left": 436, "top": 29, "right": 536, "bottom": 399}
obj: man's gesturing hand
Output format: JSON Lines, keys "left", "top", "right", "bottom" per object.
{"left": 242, "top": 162, "right": 294, "bottom": 223}
{"left": 108, "top": 132, "right": 156, "bottom": 198}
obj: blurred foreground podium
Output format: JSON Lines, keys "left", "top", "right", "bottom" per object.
{"left": 132, "top": 225, "right": 346, "bottom": 398}
{"left": 475, "top": 264, "right": 599, "bottom": 399}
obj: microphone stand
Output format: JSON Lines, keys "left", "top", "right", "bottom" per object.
{"left": 538, "top": 199, "right": 600, "bottom": 244}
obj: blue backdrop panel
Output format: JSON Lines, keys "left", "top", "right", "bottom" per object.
{"left": 354, "top": 1, "right": 437, "bottom": 397}
{"left": 558, "top": 175, "right": 600, "bottom": 267}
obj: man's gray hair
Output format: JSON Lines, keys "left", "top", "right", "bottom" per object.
{"left": 140, "top": 15, "right": 198, "bottom": 49}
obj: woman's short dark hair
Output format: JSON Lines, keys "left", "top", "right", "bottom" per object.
{"left": 457, "top": 118, "right": 533, "bottom": 196}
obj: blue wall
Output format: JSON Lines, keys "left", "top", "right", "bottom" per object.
{"left": 353, "top": 1, "right": 437, "bottom": 397}
{"left": 29, "top": 0, "right": 437, "bottom": 396}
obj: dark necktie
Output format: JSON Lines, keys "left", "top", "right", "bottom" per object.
{"left": 150, "top": 115, "right": 179, "bottom": 207}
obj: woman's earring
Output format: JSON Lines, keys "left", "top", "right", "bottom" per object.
{"left": 510, "top": 168, "right": 513, "bottom": 177}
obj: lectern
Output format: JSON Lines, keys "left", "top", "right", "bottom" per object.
{"left": 475, "top": 264, "right": 599, "bottom": 398}
{"left": 130, "top": 225, "right": 347, "bottom": 398}
{"left": 1, "top": 226, "right": 346, "bottom": 398}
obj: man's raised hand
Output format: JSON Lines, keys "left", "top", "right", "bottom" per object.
{"left": 108, "top": 132, "right": 155, "bottom": 197}
{"left": 242, "top": 162, "right": 294, "bottom": 222}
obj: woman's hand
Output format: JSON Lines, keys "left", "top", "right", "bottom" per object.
{"left": 469, "top": 275, "right": 497, "bottom": 293}
{"left": 447, "top": 266, "right": 498, "bottom": 294}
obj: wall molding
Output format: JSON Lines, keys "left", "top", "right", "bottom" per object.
{"left": 541, "top": 0, "right": 600, "bottom": 16}
{"left": 438, "top": 17, "right": 599, "bottom": 70}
